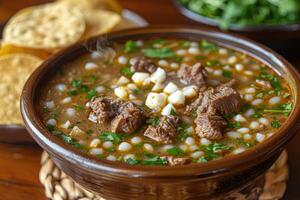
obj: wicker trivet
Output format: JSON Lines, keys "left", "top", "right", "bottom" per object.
{"left": 39, "top": 150, "right": 288, "bottom": 200}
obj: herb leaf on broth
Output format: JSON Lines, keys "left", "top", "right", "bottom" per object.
{"left": 120, "top": 65, "right": 134, "bottom": 77}
{"left": 142, "top": 156, "right": 168, "bottom": 166}
{"left": 144, "top": 48, "right": 175, "bottom": 58}
{"left": 124, "top": 40, "right": 139, "bottom": 53}
{"left": 200, "top": 40, "right": 218, "bottom": 51}
{"left": 271, "top": 120, "right": 281, "bottom": 128}
{"left": 257, "top": 73, "right": 282, "bottom": 91}
{"left": 222, "top": 70, "right": 232, "bottom": 78}
{"left": 167, "top": 147, "right": 185, "bottom": 156}
{"left": 99, "top": 131, "right": 125, "bottom": 145}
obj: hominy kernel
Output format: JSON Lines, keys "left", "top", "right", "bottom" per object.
{"left": 233, "top": 148, "right": 246, "bottom": 154}
{"left": 219, "top": 48, "right": 227, "bottom": 55}
{"left": 259, "top": 118, "right": 269, "bottom": 126}
{"left": 45, "top": 101, "right": 55, "bottom": 109}
{"left": 106, "top": 155, "right": 117, "bottom": 161}
{"left": 85, "top": 62, "right": 98, "bottom": 70}
{"left": 237, "top": 128, "right": 250, "bottom": 134}
{"left": 244, "top": 70, "right": 254, "bottom": 76}
{"left": 188, "top": 47, "right": 200, "bottom": 55}
{"left": 256, "top": 133, "right": 265, "bottom": 143}
{"left": 185, "top": 137, "right": 195, "bottom": 145}
{"left": 124, "top": 154, "right": 135, "bottom": 160}
{"left": 46, "top": 119, "right": 57, "bottom": 126}
{"left": 118, "top": 56, "right": 128, "bottom": 65}
{"left": 118, "top": 142, "right": 132, "bottom": 152}
{"left": 61, "top": 97, "right": 72, "bottom": 104}
{"left": 234, "top": 114, "right": 246, "bottom": 122}
{"left": 66, "top": 108, "right": 76, "bottom": 117}
{"left": 250, "top": 121, "right": 260, "bottom": 129}
{"left": 227, "top": 131, "right": 241, "bottom": 139}
{"left": 200, "top": 138, "right": 211, "bottom": 146}
{"left": 56, "top": 84, "right": 66, "bottom": 92}
{"left": 90, "top": 139, "right": 101, "bottom": 148}
{"left": 103, "top": 141, "right": 113, "bottom": 149}
{"left": 131, "top": 136, "right": 142, "bottom": 145}
{"left": 89, "top": 148, "right": 103, "bottom": 155}
{"left": 244, "top": 134, "right": 252, "bottom": 140}
{"left": 190, "top": 42, "right": 198, "bottom": 47}
{"left": 244, "top": 109, "right": 255, "bottom": 117}
{"left": 158, "top": 60, "right": 168, "bottom": 67}
{"left": 170, "top": 62, "right": 179, "bottom": 69}
{"left": 144, "top": 143, "right": 154, "bottom": 153}
{"left": 213, "top": 70, "right": 222, "bottom": 76}
{"left": 235, "top": 64, "right": 244, "bottom": 71}
{"left": 176, "top": 49, "right": 187, "bottom": 56}
{"left": 96, "top": 86, "right": 105, "bottom": 93}
{"left": 191, "top": 151, "right": 204, "bottom": 158}
{"left": 189, "top": 145, "right": 199, "bottom": 152}
{"left": 245, "top": 88, "right": 256, "bottom": 93}
{"left": 269, "top": 96, "right": 281, "bottom": 105}
{"left": 244, "top": 94, "right": 254, "bottom": 101}
{"left": 251, "top": 99, "right": 263, "bottom": 106}
{"left": 228, "top": 56, "right": 237, "bottom": 64}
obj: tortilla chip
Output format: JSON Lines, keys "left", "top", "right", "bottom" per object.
{"left": 57, "top": 0, "right": 123, "bottom": 14}
{"left": 82, "top": 10, "right": 121, "bottom": 39}
{"left": 3, "top": 3, "right": 86, "bottom": 50}
{"left": 0, "top": 43, "right": 51, "bottom": 59}
{"left": 0, "top": 54, "right": 42, "bottom": 125}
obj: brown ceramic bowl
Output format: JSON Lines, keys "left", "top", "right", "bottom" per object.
{"left": 21, "top": 26, "right": 300, "bottom": 200}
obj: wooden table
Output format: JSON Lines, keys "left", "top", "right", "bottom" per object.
{"left": 0, "top": 0, "right": 299, "bottom": 199}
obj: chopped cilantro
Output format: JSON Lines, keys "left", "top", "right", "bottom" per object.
{"left": 174, "top": 56, "right": 183, "bottom": 63}
{"left": 200, "top": 142, "right": 232, "bottom": 161}
{"left": 170, "top": 108, "right": 177, "bottom": 116}
{"left": 206, "top": 60, "right": 220, "bottom": 67}
{"left": 86, "top": 89, "right": 97, "bottom": 100}
{"left": 132, "top": 88, "right": 139, "bottom": 94}
{"left": 180, "top": 40, "right": 191, "bottom": 48}
{"left": 46, "top": 124, "right": 55, "bottom": 132}
{"left": 120, "top": 66, "right": 134, "bottom": 77}
{"left": 256, "top": 92, "right": 265, "bottom": 98}
{"left": 144, "top": 48, "right": 175, "bottom": 58}
{"left": 167, "top": 147, "right": 185, "bottom": 156}
{"left": 195, "top": 55, "right": 207, "bottom": 60}
{"left": 142, "top": 156, "right": 168, "bottom": 166}
{"left": 96, "top": 154, "right": 105, "bottom": 159}
{"left": 222, "top": 70, "right": 232, "bottom": 78}
{"left": 197, "top": 157, "right": 208, "bottom": 163}
{"left": 67, "top": 89, "right": 78, "bottom": 96}
{"left": 257, "top": 73, "right": 282, "bottom": 91}
{"left": 99, "top": 131, "right": 124, "bottom": 144}
{"left": 228, "top": 121, "right": 241, "bottom": 128}
{"left": 200, "top": 40, "right": 218, "bottom": 51}
{"left": 125, "top": 158, "right": 141, "bottom": 165}
{"left": 106, "top": 147, "right": 116, "bottom": 153}
{"left": 271, "top": 120, "right": 281, "bottom": 128}
{"left": 146, "top": 117, "right": 160, "bottom": 126}
{"left": 42, "top": 107, "right": 49, "bottom": 113}
{"left": 263, "top": 102, "right": 293, "bottom": 116}
{"left": 236, "top": 139, "right": 254, "bottom": 148}
{"left": 177, "top": 122, "right": 191, "bottom": 141}
{"left": 124, "top": 40, "right": 139, "bottom": 53}
{"left": 50, "top": 112, "right": 58, "bottom": 119}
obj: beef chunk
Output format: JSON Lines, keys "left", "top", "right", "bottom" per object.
{"left": 88, "top": 97, "right": 122, "bottom": 124}
{"left": 186, "top": 81, "right": 243, "bottom": 116}
{"left": 131, "top": 57, "right": 157, "bottom": 73}
{"left": 165, "top": 157, "right": 191, "bottom": 166}
{"left": 111, "top": 102, "right": 146, "bottom": 134}
{"left": 144, "top": 116, "right": 179, "bottom": 144}
{"left": 195, "top": 113, "right": 227, "bottom": 140}
{"left": 177, "top": 63, "right": 208, "bottom": 87}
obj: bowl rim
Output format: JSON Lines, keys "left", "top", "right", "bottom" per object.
{"left": 21, "top": 25, "right": 300, "bottom": 178}
{"left": 172, "top": 0, "right": 300, "bottom": 32}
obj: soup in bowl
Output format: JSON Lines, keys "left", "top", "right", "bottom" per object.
{"left": 21, "top": 27, "right": 300, "bottom": 199}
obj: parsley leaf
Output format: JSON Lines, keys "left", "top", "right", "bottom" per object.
{"left": 120, "top": 66, "right": 134, "bottom": 77}
{"left": 222, "top": 70, "right": 232, "bottom": 78}
{"left": 99, "top": 131, "right": 124, "bottom": 144}
{"left": 167, "top": 147, "right": 185, "bottom": 156}
{"left": 271, "top": 120, "right": 281, "bottom": 128}
{"left": 200, "top": 40, "right": 218, "bottom": 51}
{"left": 144, "top": 48, "right": 175, "bottom": 58}
{"left": 200, "top": 142, "right": 232, "bottom": 161}
{"left": 177, "top": 122, "right": 191, "bottom": 141}
{"left": 125, "top": 158, "right": 141, "bottom": 165}
{"left": 124, "top": 40, "right": 139, "bottom": 53}
{"left": 142, "top": 156, "right": 168, "bottom": 166}
{"left": 86, "top": 89, "right": 97, "bottom": 100}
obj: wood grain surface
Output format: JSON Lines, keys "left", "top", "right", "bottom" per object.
{"left": 0, "top": 0, "right": 299, "bottom": 199}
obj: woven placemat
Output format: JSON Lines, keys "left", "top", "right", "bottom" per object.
{"left": 39, "top": 150, "right": 288, "bottom": 200}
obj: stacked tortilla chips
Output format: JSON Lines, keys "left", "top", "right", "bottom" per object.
{"left": 0, "top": 0, "right": 134, "bottom": 125}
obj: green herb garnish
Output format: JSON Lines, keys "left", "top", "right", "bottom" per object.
{"left": 177, "top": 122, "right": 191, "bottom": 141}
{"left": 142, "top": 156, "right": 168, "bottom": 166}
{"left": 146, "top": 117, "right": 160, "bottom": 126}
{"left": 120, "top": 66, "right": 134, "bottom": 77}
{"left": 144, "top": 48, "right": 175, "bottom": 58}
{"left": 167, "top": 147, "right": 185, "bottom": 156}
{"left": 222, "top": 70, "right": 232, "bottom": 78}
{"left": 125, "top": 158, "right": 141, "bottom": 165}
{"left": 228, "top": 121, "right": 241, "bottom": 128}
{"left": 124, "top": 40, "right": 139, "bottom": 53}
{"left": 271, "top": 120, "right": 282, "bottom": 128}
{"left": 200, "top": 40, "right": 218, "bottom": 51}
{"left": 99, "top": 131, "right": 124, "bottom": 144}
{"left": 200, "top": 142, "right": 232, "bottom": 161}
{"left": 86, "top": 89, "right": 97, "bottom": 100}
